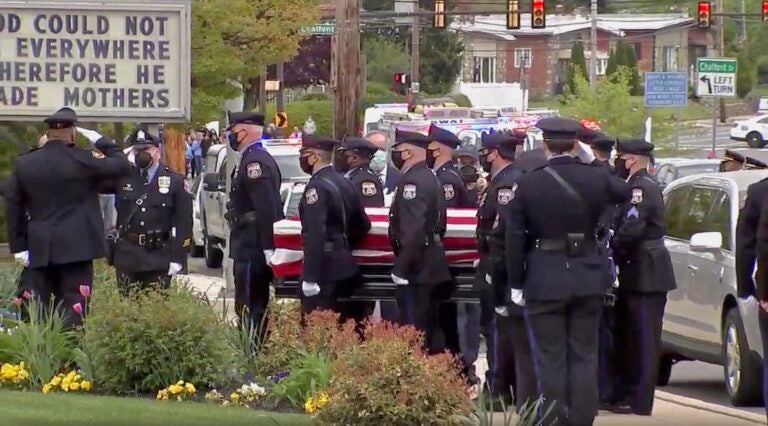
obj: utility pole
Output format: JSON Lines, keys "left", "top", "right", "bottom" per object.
{"left": 333, "top": 0, "right": 361, "bottom": 138}
{"left": 718, "top": 0, "right": 726, "bottom": 123}
{"left": 410, "top": 6, "right": 420, "bottom": 106}
{"left": 740, "top": 0, "right": 747, "bottom": 47}
{"left": 276, "top": 62, "right": 285, "bottom": 137}
{"left": 589, "top": 0, "right": 597, "bottom": 87}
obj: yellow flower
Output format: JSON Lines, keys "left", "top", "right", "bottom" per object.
{"left": 156, "top": 389, "right": 169, "bottom": 400}
{"left": 221, "top": 400, "right": 230, "bottom": 407}
{"left": 176, "top": 380, "right": 184, "bottom": 386}
{"left": 61, "top": 377, "right": 72, "bottom": 391}
{"left": 42, "top": 384, "right": 52, "bottom": 394}
{"left": 69, "top": 382, "right": 80, "bottom": 391}
{"left": 230, "top": 392, "right": 239, "bottom": 400}
{"left": 50, "top": 376, "right": 62, "bottom": 386}
{"left": 304, "top": 398, "right": 317, "bottom": 414}
{"left": 168, "top": 384, "right": 184, "bottom": 395}
{"left": 317, "top": 392, "right": 330, "bottom": 407}
{"left": 74, "top": 374, "right": 81, "bottom": 382}
{"left": 81, "top": 381, "right": 91, "bottom": 391}
{"left": 184, "top": 383, "right": 196, "bottom": 394}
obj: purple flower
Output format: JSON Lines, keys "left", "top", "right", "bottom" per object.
{"left": 269, "top": 371, "right": 289, "bottom": 383}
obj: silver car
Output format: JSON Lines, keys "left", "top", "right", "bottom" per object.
{"left": 661, "top": 170, "right": 768, "bottom": 406}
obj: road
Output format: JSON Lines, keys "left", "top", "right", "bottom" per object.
{"left": 662, "top": 127, "right": 742, "bottom": 151}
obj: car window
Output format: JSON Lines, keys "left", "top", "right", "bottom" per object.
{"left": 677, "top": 187, "right": 718, "bottom": 241}
{"left": 192, "top": 176, "right": 202, "bottom": 194}
{"left": 708, "top": 191, "right": 732, "bottom": 251}
{"left": 286, "top": 190, "right": 303, "bottom": 217}
{"left": 655, "top": 165, "right": 670, "bottom": 184}
{"left": 676, "top": 164, "right": 719, "bottom": 178}
{"left": 217, "top": 159, "right": 228, "bottom": 182}
{"left": 665, "top": 186, "right": 690, "bottom": 239}
{"left": 274, "top": 155, "right": 308, "bottom": 180}
{"left": 758, "top": 117, "right": 768, "bottom": 124}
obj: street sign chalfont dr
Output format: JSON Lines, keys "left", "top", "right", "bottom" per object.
{"left": 696, "top": 57, "right": 737, "bottom": 98}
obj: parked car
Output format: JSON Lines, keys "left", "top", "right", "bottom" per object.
{"left": 200, "top": 140, "right": 307, "bottom": 268}
{"left": 660, "top": 170, "right": 768, "bottom": 406}
{"left": 190, "top": 174, "right": 204, "bottom": 257}
{"left": 730, "top": 114, "right": 768, "bottom": 148}
{"left": 653, "top": 159, "right": 721, "bottom": 188}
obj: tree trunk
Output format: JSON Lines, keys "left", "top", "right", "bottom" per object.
{"left": 162, "top": 127, "right": 186, "bottom": 176}
{"left": 244, "top": 75, "right": 259, "bottom": 111}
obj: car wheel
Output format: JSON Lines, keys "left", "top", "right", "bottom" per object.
{"left": 723, "top": 309, "right": 762, "bottom": 406}
{"left": 657, "top": 355, "right": 673, "bottom": 386}
{"left": 190, "top": 243, "right": 204, "bottom": 258}
{"left": 203, "top": 230, "right": 223, "bottom": 268}
{"left": 746, "top": 132, "right": 766, "bottom": 148}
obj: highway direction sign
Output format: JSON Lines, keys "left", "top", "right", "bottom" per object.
{"left": 299, "top": 23, "right": 335, "bottom": 35}
{"left": 696, "top": 57, "right": 737, "bottom": 98}
{"left": 644, "top": 72, "right": 688, "bottom": 107}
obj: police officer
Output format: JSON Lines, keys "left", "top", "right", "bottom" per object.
{"left": 338, "top": 136, "right": 385, "bottom": 207}
{"left": 5, "top": 107, "right": 131, "bottom": 327}
{"left": 503, "top": 118, "right": 630, "bottom": 425}
{"left": 476, "top": 130, "right": 537, "bottom": 410}
{"left": 298, "top": 137, "right": 372, "bottom": 325}
{"left": 389, "top": 130, "right": 453, "bottom": 354}
{"left": 746, "top": 156, "right": 768, "bottom": 169}
{"left": 225, "top": 112, "right": 284, "bottom": 338}
{"left": 719, "top": 149, "right": 746, "bottom": 172}
{"left": 610, "top": 139, "right": 677, "bottom": 416}
{"left": 428, "top": 124, "right": 470, "bottom": 207}
{"left": 590, "top": 134, "right": 616, "bottom": 171}
{"left": 105, "top": 127, "right": 192, "bottom": 292}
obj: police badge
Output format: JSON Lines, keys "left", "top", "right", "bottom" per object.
{"left": 158, "top": 176, "right": 171, "bottom": 194}
{"left": 631, "top": 188, "right": 643, "bottom": 205}
{"left": 497, "top": 188, "right": 514, "bottom": 205}
{"left": 443, "top": 184, "right": 455, "bottom": 201}
{"left": 247, "top": 162, "right": 262, "bottom": 179}
{"left": 403, "top": 184, "right": 417, "bottom": 200}
{"left": 361, "top": 181, "right": 377, "bottom": 197}
{"left": 305, "top": 188, "right": 318, "bottom": 204}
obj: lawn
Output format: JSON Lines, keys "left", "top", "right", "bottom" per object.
{"left": 528, "top": 95, "right": 714, "bottom": 122}
{"left": 0, "top": 390, "right": 309, "bottom": 426}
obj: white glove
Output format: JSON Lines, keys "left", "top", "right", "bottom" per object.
{"left": 391, "top": 274, "right": 409, "bottom": 286}
{"left": 13, "top": 251, "right": 29, "bottom": 267}
{"left": 75, "top": 127, "right": 103, "bottom": 145}
{"left": 494, "top": 306, "right": 509, "bottom": 317}
{"left": 739, "top": 295, "right": 759, "bottom": 310}
{"left": 167, "top": 262, "right": 182, "bottom": 276}
{"left": 510, "top": 288, "right": 525, "bottom": 307}
{"left": 485, "top": 274, "right": 492, "bottom": 285}
{"left": 302, "top": 281, "right": 320, "bottom": 297}
{"left": 263, "top": 250, "right": 274, "bottom": 263}
{"left": 473, "top": 259, "right": 480, "bottom": 268}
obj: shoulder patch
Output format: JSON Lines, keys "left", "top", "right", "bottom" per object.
{"left": 403, "top": 184, "right": 417, "bottom": 200}
{"left": 305, "top": 187, "right": 318, "bottom": 204}
{"left": 631, "top": 188, "right": 643, "bottom": 205}
{"left": 361, "top": 181, "right": 377, "bottom": 197}
{"left": 247, "top": 162, "right": 262, "bottom": 179}
{"left": 497, "top": 187, "right": 514, "bottom": 205}
{"left": 443, "top": 184, "right": 455, "bottom": 201}
{"left": 91, "top": 150, "right": 104, "bottom": 159}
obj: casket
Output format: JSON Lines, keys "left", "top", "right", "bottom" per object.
{"left": 270, "top": 207, "right": 482, "bottom": 302}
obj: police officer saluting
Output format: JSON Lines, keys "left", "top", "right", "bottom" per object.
{"left": 610, "top": 139, "right": 676, "bottom": 416}
{"left": 337, "top": 136, "right": 385, "bottom": 207}
{"left": 106, "top": 127, "right": 192, "bottom": 292}
{"left": 297, "top": 137, "right": 372, "bottom": 325}
{"left": 5, "top": 107, "right": 131, "bottom": 327}
{"left": 503, "top": 118, "right": 630, "bottom": 425}
{"left": 589, "top": 133, "right": 616, "bottom": 172}
{"left": 389, "top": 130, "right": 453, "bottom": 353}
{"left": 225, "top": 112, "right": 284, "bottom": 337}
{"left": 476, "top": 130, "right": 536, "bottom": 410}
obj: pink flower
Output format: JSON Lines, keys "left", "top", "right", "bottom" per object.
{"left": 72, "top": 303, "right": 83, "bottom": 315}
{"left": 11, "top": 297, "right": 21, "bottom": 306}
{"left": 22, "top": 290, "right": 31, "bottom": 299}
{"left": 79, "top": 285, "right": 91, "bottom": 298}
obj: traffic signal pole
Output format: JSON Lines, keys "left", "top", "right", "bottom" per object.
{"left": 410, "top": 6, "right": 420, "bottom": 108}
{"left": 333, "top": 0, "right": 361, "bottom": 139}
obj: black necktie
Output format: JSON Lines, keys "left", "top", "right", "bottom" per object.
{"left": 141, "top": 169, "right": 149, "bottom": 185}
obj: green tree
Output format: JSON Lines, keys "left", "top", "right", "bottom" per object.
{"left": 625, "top": 45, "right": 642, "bottom": 96}
{"left": 419, "top": 28, "right": 464, "bottom": 94}
{"left": 737, "top": 51, "right": 756, "bottom": 99}
{"left": 363, "top": 37, "right": 410, "bottom": 86}
{"left": 606, "top": 48, "right": 617, "bottom": 77}
{"left": 567, "top": 41, "right": 588, "bottom": 93}
{"left": 614, "top": 40, "right": 629, "bottom": 68}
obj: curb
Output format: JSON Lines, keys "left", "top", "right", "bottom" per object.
{"left": 655, "top": 391, "right": 765, "bottom": 424}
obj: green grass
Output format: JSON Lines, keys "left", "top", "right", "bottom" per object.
{"left": 529, "top": 95, "right": 713, "bottom": 122}
{"left": 0, "top": 390, "right": 309, "bottom": 426}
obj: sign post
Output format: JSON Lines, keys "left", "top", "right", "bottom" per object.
{"left": 696, "top": 57, "right": 737, "bottom": 156}
{"left": 643, "top": 72, "right": 688, "bottom": 148}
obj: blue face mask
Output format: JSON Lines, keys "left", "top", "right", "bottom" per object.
{"left": 227, "top": 130, "right": 243, "bottom": 150}
{"left": 370, "top": 150, "right": 386, "bottom": 174}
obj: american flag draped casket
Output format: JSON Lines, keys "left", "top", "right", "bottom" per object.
{"left": 269, "top": 207, "right": 481, "bottom": 278}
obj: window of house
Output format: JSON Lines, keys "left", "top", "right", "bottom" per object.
{"left": 514, "top": 48, "right": 532, "bottom": 68}
{"left": 596, "top": 58, "right": 608, "bottom": 76}
{"left": 662, "top": 46, "right": 680, "bottom": 72}
{"left": 629, "top": 43, "right": 642, "bottom": 60}
{"left": 472, "top": 56, "right": 496, "bottom": 83}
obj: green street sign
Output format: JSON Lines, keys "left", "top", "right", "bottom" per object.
{"left": 697, "top": 58, "right": 737, "bottom": 73}
{"left": 300, "top": 23, "right": 335, "bottom": 35}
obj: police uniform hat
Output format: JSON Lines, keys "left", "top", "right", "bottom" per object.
{"left": 340, "top": 136, "right": 379, "bottom": 152}
{"left": 578, "top": 126, "right": 600, "bottom": 144}
{"left": 536, "top": 117, "right": 582, "bottom": 140}
{"left": 44, "top": 107, "right": 78, "bottom": 129}
{"left": 590, "top": 133, "right": 616, "bottom": 154}
{"left": 393, "top": 129, "right": 430, "bottom": 149}
{"left": 616, "top": 139, "right": 654, "bottom": 157}
{"left": 227, "top": 111, "right": 265, "bottom": 129}
{"left": 301, "top": 136, "right": 340, "bottom": 152}
{"left": 745, "top": 156, "right": 768, "bottom": 169}
{"left": 128, "top": 127, "right": 161, "bottom": 147}
{"left": 723, "top": 149, "right": 746, "bottom": 165}
{"left": 427, "top": 124, "right": 461, "bottom": 149}
{"left": 481, "top": 130, "right": 526, "bottom": 150}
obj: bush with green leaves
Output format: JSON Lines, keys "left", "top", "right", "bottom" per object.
{"left": 81, "top": 281, "right": 239, "bottom": 394}
{"left": 269, "top": 350, "right": 331, "bottom": 408}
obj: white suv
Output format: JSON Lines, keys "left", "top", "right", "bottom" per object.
{"left": 730, "top": 114, "right": 768, "bottom": 148}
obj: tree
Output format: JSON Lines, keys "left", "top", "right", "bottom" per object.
{"left": 606, "top": 48, "right": 617, "bottom": 77}
{"left": 614, "top": 40, "right": 629, "bottom": 68}
{"left": 419, "top": 28, "right": 464, "bottom": 94}
{"left": 283, "top": 36, "right": 332, "bottom": 88}
{"left": 737, "top": 51, "right": 757, "bottom": 99}
{"left": 567, "top": 41, "right": 588, "bottom": 93}
{"left": 625, "top": 44, "right": 642, "bottom": 96}
{"left": 363, "top": 37, "right": 410, "bottom": 86}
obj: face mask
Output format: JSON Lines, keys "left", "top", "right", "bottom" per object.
{"left": 135, "top": 150, "right": 153, "bottom": 170}
{"left": 228, "top": 130, "right": 243, "bottom": 150}
{"left": 299, "top": 155, "right": 313, "bottom": 175}
{"left": 614, "top": 158, "right": 629, "bottom": 179}
{"left": 370, "top": 151, "right": 386, "bottom": 174}
{"left": 479, "top": 151, "right": 494, "bottom": 174}
{"left": 426, "top": 148, "right": 438, "bottom": 169}
{"left": 334, "top": 151, "right": 350, "bottom": 173}
{"left": 391, "top": 150, "right": 406, "bottom": 170}
{"left": 460, "top": 165, "right": 479, "bottom": 183}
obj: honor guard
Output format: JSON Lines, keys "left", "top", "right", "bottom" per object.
{"left": 476, "top": 130, "right": 536, "bottom": 410}
{"left": 388, "top": 130, "right": 453, "bottom": 354}
{"left": 338, "top": 136, "right": 385, "bottom": 207}
{"left": 225, "top": 112, "right": 284, "bottom": 338}
{"left": 746, "top": 156, "right": 768, "bottom": 170}
{"left": 719, "top": 149, "right": 747, "bottom": 172}
{"left": 428, "top": 124, "right": 470, "bottom": 207}
{"left": 503, "top": 118, "right": 631, "bottom": 425}
{"left": 589, "top": 134, "right": 617, "bottom": 172}
{"left": 5, "top": 107, "right": 131, "bottom": 328}
{"left": 610, "top": 139, "right": 677, "bottom": 416}
{"left": 105, "top": 127, "right": 192, "bottom": 292}
{"left": 297, "top": 137, "right": 372, "bottom": 326}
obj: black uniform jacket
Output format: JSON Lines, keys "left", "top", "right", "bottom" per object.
{"left": 737, "top": 179, "right": 768, "bottom": 298}
{"left": 346, "top": 165, "right": 384, "bottom": 207}
{"left": 435, "top": 161, "right": 472, "bottom": 208}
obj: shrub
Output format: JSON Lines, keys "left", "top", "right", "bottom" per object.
{"left": 82, "top": 281, "right": 239, "bottom": 394}
{"left": 449, "top": 93, "right": 472, "bottom": 107}
{"left": 265, "top": 100, "right": 332, "bottom": 136}
{"left": 316, "top": 321, "right": 472, "bottom": 425}
{"left": 269, "top": 350, "right": 332, "bottom": 408}
{"left": 300, "top": 92, "right": 330, "bottom": 101}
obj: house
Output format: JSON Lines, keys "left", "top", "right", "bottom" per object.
{"left": 452, "top": 13, "right": 714, "bottom": 98}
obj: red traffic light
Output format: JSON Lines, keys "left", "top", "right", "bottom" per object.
{"left": 393, "top": 73, "right": 408, "bottom": 84}
{"left": 531, "top": 0, "right": 545, "bottom": 29}
{"left": 763, "top": 1, "right": 768, "bottom": 22}
{"left": 698, "top": 2, "right": 711, "bottom": 28}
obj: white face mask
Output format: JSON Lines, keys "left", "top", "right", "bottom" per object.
{"left": 370, "top": 150, "right": 387, "bottom": 174}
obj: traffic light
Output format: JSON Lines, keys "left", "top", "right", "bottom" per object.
{"left": 393, "top": 73, "right": 409, "bottom": 95}
{"left": 433, "top": 0, "right": 446, "bottom": 29}
{"left": 531, "top": 0, "right": 545, "bottom": 29}
{"left": 698, "top": 2, "right": 711, "bottom": 29}
{"left": 763, "top": 1, "right": 768, "bottom": 22}
{"left": 507, "top": 0, "right": 520, "bottom": 30}
{"left": 393, "top": 73, "right": 409, "bottom": 85}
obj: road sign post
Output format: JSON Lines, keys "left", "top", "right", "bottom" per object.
{"left": 275, "top": 112, "right": 288, "bottom": 129}
{"left": 644, "top": 72, "right": 687, "bottom": 148}
{"left": 696, "top": 57, "right": 737, "bottom": 157}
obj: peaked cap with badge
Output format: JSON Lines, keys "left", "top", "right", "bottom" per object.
{"left": 226, "top": 111, "right": 265, "bottom": 130}
{"left": 617, "top": 139, "right": 654, "bottom": 157}
{"left": 394, "top": 129, "right": 430, "bottom": 149}
{"left": 428, "top": 124, "right": 461, "bottom": 149}
{"left": 44, "top": 107, "right": 78, "bottom": 129}
{"left": 536, "top": 117, "right": 582, "bottom": 140}
{"left": 301, "top": 136, "right": 340, "bottom": 152}
{"left": 126, "top": 126, "right": 161, "bottom": 148}
{"left": 340, "top": 136, "right": 379, "bottom": 153}
{"left": 481, "top": 129, "right": 527, "bottom": 150}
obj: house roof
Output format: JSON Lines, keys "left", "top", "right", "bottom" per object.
{"left": 598, "top": 14, "right": 694, "bottom": 31}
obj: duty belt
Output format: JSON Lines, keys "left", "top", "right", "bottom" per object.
{"left": 535, "top": 238, "right": 598, "bottom": 252}
{"left": 228, "top": 210, "right": 258, "bottom": 226}
{"left": 126, "top": 231, "right": 170, "bottom": 246}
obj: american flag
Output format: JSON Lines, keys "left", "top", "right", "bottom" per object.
{"left": 269, "top": 207, "right": 480, "bottom": 278}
